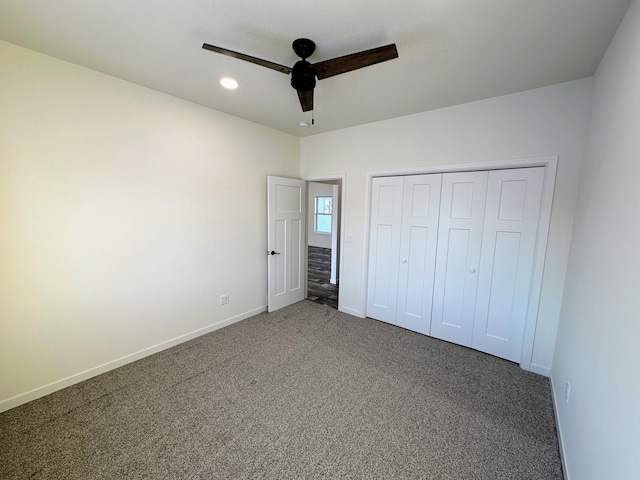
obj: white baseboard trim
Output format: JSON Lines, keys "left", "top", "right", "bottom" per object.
{"left": 0, "top": 306, "right": 267, "bottom": 413}
{"left": 549, "top": 373, "right": 570, "bottom": 480}
{"left": 529, "top": 363, "right": 551, "bottom": 377}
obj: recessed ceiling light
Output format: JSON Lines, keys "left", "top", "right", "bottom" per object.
{"left": 220, "top": 77, "right": 238, "bottom": 90}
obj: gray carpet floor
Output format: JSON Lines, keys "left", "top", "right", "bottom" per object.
{"left": 0, "top": 301, "right": 563, "bottom": 479}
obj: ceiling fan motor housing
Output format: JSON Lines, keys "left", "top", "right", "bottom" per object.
{"left": 291, "top": 60, "right": 316, "bottom": 91}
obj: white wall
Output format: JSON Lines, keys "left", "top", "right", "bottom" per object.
{"left": 0, "top": 41, "right": 299, "bottom": 411}
{"left": 551, "top": 1, "right": 640, "bottom": 478}
{"left": 300, "top": 78, "right": 592, "bottom": 373}
{"left": 307, "top": 182, "right": 334, "bottom": 248}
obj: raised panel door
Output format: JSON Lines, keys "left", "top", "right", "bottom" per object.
{"left": 366, "top": 176, "right": 404, "bottom": 323}
{"left": 430, "top": 171, "right": 488, "bottom": 346}
{"left": 472, "top": 167, "right": 544, "bottom": 361}
{"left": 268, "top": 176, "right": 306, "bottom": 312}
{"left": 395, "top": 174, "right": 442, "bottom": 334}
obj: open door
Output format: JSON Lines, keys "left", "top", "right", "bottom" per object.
{"left": 267, "top": 176, "right": 306, "bottom": 312}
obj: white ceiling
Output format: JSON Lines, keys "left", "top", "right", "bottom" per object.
{"left": 0, "top": 0, "right": 632, "bottom": 137}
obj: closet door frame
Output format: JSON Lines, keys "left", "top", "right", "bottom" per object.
{"left": 362, "top": 156, "right": 557, "bottom": 374}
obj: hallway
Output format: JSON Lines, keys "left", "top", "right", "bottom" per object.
{"left": 307, "top": 246, "right": 338, "bottom": 309}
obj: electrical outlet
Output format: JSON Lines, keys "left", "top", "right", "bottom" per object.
{"left": 345, "top": 233, "right": 353, "bottom": 243}
{"left": 565, "top": 381, "right": 571, "bottom": 402}
{"left": 220, "top": 294, "right": 229, "bottom": 305}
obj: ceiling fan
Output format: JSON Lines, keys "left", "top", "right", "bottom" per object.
{"left": 202, "top": 38, "right": 398, "bottom": 112}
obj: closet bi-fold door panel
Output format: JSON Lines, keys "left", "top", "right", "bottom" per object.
{"left": 367, "top": 176, "right": 404, "bottom": 324}
{"left": 367, "top": 174, "right": 441, "bottom": 331}
{"left": 472, "top": 167, "right": 544, "bottom": 362}
{"left": 395, "top": 174, "right": 442, "bottom": 334}
{"left": 431, "top": 171, "right": 488, "bottom": 347}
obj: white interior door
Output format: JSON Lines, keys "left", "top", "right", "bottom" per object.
{"left": 430, "top": 171, "right": 488, "bottom": 347}
{"left": 366, "top": 176, "right": 404, "bottom": 323}
{"left": 395, "top": 174, "right": 442, "bottom": 334}
{"left": 472, "top": 167, "right": 545, "bottom": 361}
{"left": 267, "top": 176, "right": 306, "bottom": 312}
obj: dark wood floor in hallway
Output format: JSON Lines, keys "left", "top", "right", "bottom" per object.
{"left": 307, "top": 246, "right": 338, "bottom": 309}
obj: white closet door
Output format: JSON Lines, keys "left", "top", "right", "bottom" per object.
{"left": 431, "top": 171, "right": 488, "bottom": 346}
{"left": 367, "top": 176, "right": 404, "bottom": 324}
{"left": 472, "top": 167, "right": 545, "bottom": 362}
{"left": 395, "top": 174, "right": 442, "bottom": 334}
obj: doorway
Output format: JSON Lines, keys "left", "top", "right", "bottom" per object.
{"left": 307, "top": 179, "right": 341, "bottom": 309}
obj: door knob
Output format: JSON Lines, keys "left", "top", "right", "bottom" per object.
{"left": 469, "top": 267, "right": 477, "bottom": 273}
{"left": 401, "top": 258, "right": 407, "bottom": 263}
{"left": 270, "top": 250, "right": 281, "bottom": 256}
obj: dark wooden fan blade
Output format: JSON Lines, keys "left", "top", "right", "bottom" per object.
{"left": 297, "top": 89, "right": 314, "bottom": 112}
{"left": 202, "top": 43, "right": 292, "bottom": 74}
{"left": 313, "top": 44, "right": 398, "bottom": 80}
